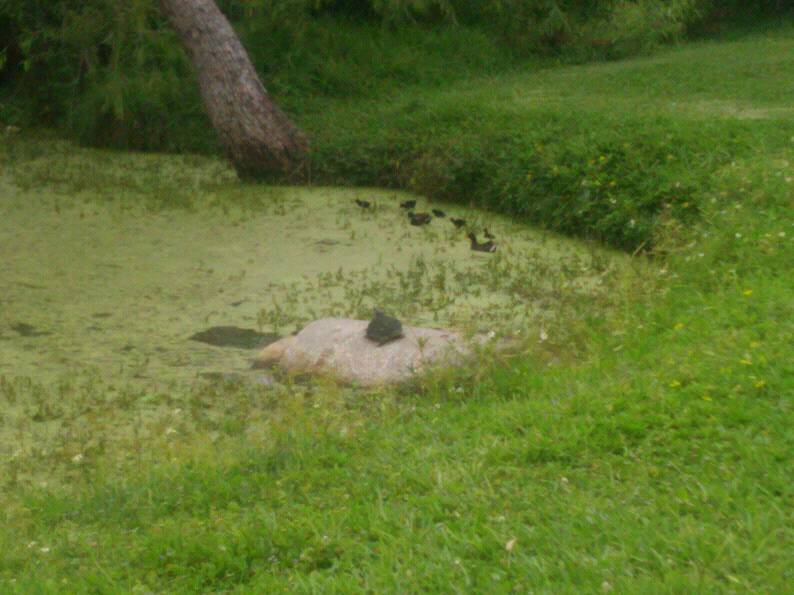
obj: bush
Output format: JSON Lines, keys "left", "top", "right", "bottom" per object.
{"left": 0, "top": 0, "right": 201, "bottom": 150}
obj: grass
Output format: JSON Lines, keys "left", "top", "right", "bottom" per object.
{"left": 1, "top": 22, "right": 793, "bottom": 593}
{"left": 298, "top": 25, "right": 794, "bottom": 250}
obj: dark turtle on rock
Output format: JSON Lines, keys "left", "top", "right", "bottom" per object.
{"left": 432, "top": 209, "right": 446, "bottom": 218}
{"left": 450, "top": 217, "right": 466, "bottom": 228}
{"left": 400, "top": 200, "right": 417, "bottom": 210}
{"left": 355, "top": 199, "right": 371, "bottom": 209}
{"left": 366, "top": 309, "right": 404, "bottom": 345}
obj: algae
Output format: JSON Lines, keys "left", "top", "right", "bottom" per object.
{"left": 0, "top": 139, "right": 634, "bottom": 388}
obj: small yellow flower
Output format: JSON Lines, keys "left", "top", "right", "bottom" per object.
{"left": 754, "top": 379, "right": 767, "bottom": 389}
{"left": 599, "top": 155, "right": 607, "bottom": 162}
{"left": 674, "top": 322, "right": 685, "bottom": 330}
{"left": 669, "top": 380, "right": 681, "bottom": 388}
{"left": 702, "top": 395, "right": 712, "bottom": 402}
{"left": 743, "top": 289, "right": 753, "bottom": 296}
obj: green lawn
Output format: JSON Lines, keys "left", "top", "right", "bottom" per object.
{"left": 1, "top": 25, "right": 793, "bottom": 593}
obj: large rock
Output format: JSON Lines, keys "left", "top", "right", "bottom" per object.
{"left": 253, "top": 318, "right": 472, "bottom": 386}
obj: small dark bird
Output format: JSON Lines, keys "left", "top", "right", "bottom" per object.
{"left": 409, "top": 212, "right": 432, "bottom": 226}
{"left": 366, "top": 309, "right": 404, "bottom": 345}
{"left": 432, "top": 209, "right": 446, "bottom": 218}
{"left": 450, "top": 217, "right": 466, "bottom": 228}
{"left": 484, "top": 228, "right": 495, "bottom": 240}
{"left": 355, "top": 199, "right": 371, "bottom": 209}
{"left": 468, "top": 232, "right": 497, "bottom": 253}
{"left": 400, "top": 200, "right": 417, "bottom": 210}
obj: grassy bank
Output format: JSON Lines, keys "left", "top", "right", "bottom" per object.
{"left": 1, "top": 23, "right": 793, "bottom": 594}
{"left": 300, "top": 26, "right": 794, "bottom": 250}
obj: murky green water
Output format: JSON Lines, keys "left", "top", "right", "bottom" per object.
{"left": 0, "top": 141, "right": 631, "bottom": 387}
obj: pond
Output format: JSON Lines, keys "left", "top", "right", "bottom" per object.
{"left": 0, "top": 140, "right": 632, "bottom": 388}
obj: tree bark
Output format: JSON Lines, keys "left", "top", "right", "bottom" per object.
{"left": 159, "top": 0, "right": 308, "bottom": 177}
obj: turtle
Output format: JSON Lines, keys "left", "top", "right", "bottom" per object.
{"left": 365, "top": 309, "right": 404, "bottom": 345}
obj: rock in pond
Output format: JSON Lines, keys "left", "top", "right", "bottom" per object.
{"left": 190, "top": 326, "right": 279, "bottom": 349}
{"left": 253, "top": 318, "right": 472, "bottom": 386}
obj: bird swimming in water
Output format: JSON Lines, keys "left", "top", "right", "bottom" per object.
{"left": 409, "top": 212, "right": 432, "bottom": 226}
{"left": 484, "top": 228, "right": 495, "bottom": 239}
{"left": 450, "top": 217, "right": 466, "bottom": 228}
{"left": 432, "top": 209, "right": 446, "bottom": 218}
{"left": 355, "top": 199, "right": 371, "bottom": 209}
{"left": 366, "top": 309, "right": 404, "bottom": 345}
{"left": 400, "top": 200, "right": 416, "bottom": 210}
{"left": 468, "top": 232, "right": 496, "bottom": 253}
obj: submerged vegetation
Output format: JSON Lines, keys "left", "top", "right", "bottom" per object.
{"left": 0, "top": 2, "right": 793, "bottom": 592}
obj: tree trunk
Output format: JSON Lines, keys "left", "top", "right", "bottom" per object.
{"left": 159, "top": 0, "right": 308, "bottom": 177}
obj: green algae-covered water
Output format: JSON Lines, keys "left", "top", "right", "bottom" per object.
{"left": 0, "top": 138, "right": 632, "bottom": 387}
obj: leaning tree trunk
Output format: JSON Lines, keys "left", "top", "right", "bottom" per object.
{"left": 160, "top": 0, "right": 308, "bottom": 177}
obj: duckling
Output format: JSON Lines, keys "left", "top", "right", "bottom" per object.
{"left": 400, "top": 200, "right": 417, "bottom": 210}
{"left": 355, "top": 199, "right": 371, "bottom": 209}
{"left": 366, "top": 309, "right": 404, "bottom": 345}
{"left": 432, "top": 209, "right": 446, "bottom": 218}
{"left": 484, "top": 228, "right": 495, "bottom": 239}
{"left": 468, "top": 232, "right": 496, "bottom": 253}
{"left": 409, "top": 212, "right": 432, "bottom": 226}
{"left": 450, "top": 217, "right": 466, "bottom": 228}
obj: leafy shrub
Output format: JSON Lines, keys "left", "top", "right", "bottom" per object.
{"left": 0, "top": 0, "right": 202, "bottom": 150}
